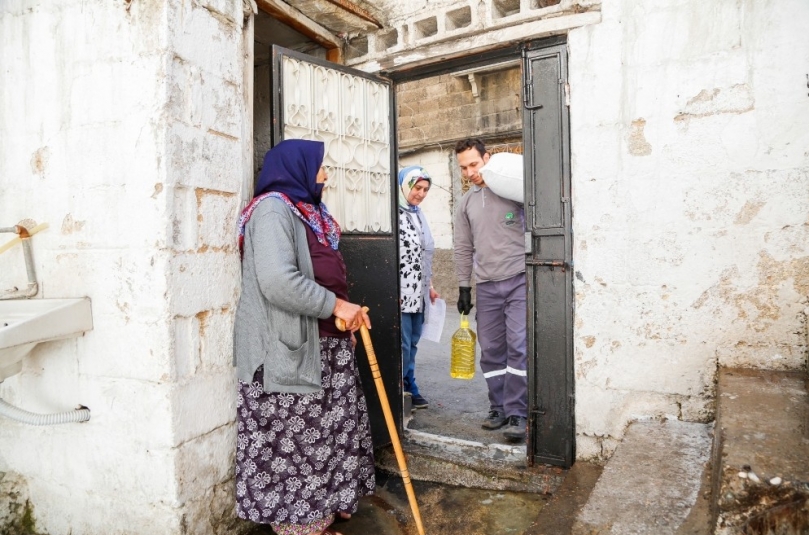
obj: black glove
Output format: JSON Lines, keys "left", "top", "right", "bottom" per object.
{"left": 457, "top": 286, "right": 473, "bottom": 315}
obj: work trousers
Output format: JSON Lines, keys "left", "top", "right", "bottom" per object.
{"left": 475, "top": 273, "right": 527, "bottom": 418}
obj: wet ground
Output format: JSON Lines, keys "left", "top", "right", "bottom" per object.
{"left": 247, "top": 464, "right": 606, "bottom": 535}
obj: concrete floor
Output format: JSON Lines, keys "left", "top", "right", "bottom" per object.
{"left": 378, "top": 308, "right": 564, "bottom": 495}
{"left": 572, "top": 420, "right": 713, "bottom": 535}
{"left": 405, "top": 307, "right": 522, "bottom": 447}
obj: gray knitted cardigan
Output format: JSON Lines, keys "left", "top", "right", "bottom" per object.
{"left": 233, "top": 197, "right": 337, "bottom": 393}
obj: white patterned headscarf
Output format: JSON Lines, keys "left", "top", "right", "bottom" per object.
{"left": 398, "top": 165, "right": 432, "bottom": 212}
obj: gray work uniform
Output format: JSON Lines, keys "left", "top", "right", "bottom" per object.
{"left": 454, "top": 185, "right": 528, "bottom": 419}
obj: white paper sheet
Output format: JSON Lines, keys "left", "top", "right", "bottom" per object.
{"left": 420, "top": 298, "right": 446, "bottom": 343}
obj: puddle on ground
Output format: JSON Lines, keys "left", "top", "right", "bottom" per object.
{"left": 247, "top": 470, "right": 550, "bottom": 535}
{"left": 353, "top": 472, "right": 549, "bottom": 535}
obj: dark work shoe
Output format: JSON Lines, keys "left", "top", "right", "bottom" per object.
{"left": 411, "top": 394, "right": 429, "bottom": 409}
{"left": 503, "top": 416, "right": 528, "bottom": 441}
{"left": 482, "top": 409, "right": 508, "bottom": 430}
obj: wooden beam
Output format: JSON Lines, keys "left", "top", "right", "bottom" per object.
{"left": 319, "top": 0, "right": 382, "bottom": 29}
{"left": 256, "top": 0, "right": 342, "bottom": 51}
{"left": 326, "top": 47, "right": 343, "bottom": 63}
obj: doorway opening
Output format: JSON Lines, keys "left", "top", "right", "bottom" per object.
{"left": 394, "top": 61, "right": 526, "bottom": 449}
{"left": 389, "top": 39, "right": 574, "bottom": 469}
{"left": 249, "top": 10, "right": 574, "bottom": 468}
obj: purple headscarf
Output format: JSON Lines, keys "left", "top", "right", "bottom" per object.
{"left": 255, "top": 139, "right": 325, "bottom": 203}
{"left": 238, "top": 139, "right": 341, "bottom": 257}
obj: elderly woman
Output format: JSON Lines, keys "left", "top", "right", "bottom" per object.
{"left": 233, "top": 139, "right": 374, "bottom": 535}
{"left": 398, "top": 166, "right": 439, "bottom": 410}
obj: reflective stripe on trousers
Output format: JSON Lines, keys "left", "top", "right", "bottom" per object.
{"left": 475, "top": 273, "right": 528, "bottom": 418}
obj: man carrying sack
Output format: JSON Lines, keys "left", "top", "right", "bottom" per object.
{"left": 453, "top": 138, "right": 528, "bottom": 442}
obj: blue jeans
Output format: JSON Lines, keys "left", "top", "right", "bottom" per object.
{"left": 401, "top": 311, "right": 424, "bottom": 397}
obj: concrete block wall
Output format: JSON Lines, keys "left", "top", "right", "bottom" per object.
{"left": 0, "top": 1, "right": 247, "bottom": 533}
{"left": 395, "top": 65, "right": 522, "bottom": 273}
{"left": 346, "top": 0, "right": 582, "bottom": 64}
{"left": 397, "top": 68, "right": 521, "bottom": 149}
{"left": 568, "top": 0, "right": 809, "bottom": 460}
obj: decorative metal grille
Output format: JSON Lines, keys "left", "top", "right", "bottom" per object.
{"left": 282, "top": 56, "right": 391, "bottom": 233}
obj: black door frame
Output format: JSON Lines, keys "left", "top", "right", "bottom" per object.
{"left": 387, "top": 36, "right": 575, "bottom": 469}
{"left": 522, "top": 42, "right": 574, "bottom": 468}
{"left": 266, "top": 38, "right": 575, "bottom": 467}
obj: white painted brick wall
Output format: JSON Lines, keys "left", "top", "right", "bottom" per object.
{"left": 569, "top": 0, "right": 809, "bottom": 459}
{"left": 0, "top": 0, "right": 246, "bottom": 533}
{"left": 168, "top": 122, "right": 245, "bottom": 193}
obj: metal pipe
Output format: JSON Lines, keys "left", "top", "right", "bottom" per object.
{"left": 0, "top": 397, "right": 91, "bottom": 425}
{"left": 0, "top": 225, "right": 39, "bottom": 300}
{"left": 20, "top": 238, "right": 38, "bottom": 292}
{"left": 0, "top": 284, "right": 39, "bottom": 300}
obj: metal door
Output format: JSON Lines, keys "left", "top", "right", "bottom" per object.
{"left": 271, "top": 45, "right": 401, "bottom": 447}
{"left": 522, "top": 42, "right": 574, "bottom": 467}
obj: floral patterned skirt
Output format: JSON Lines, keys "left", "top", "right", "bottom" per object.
{"left": 235, "top": 336, "right": 375, "bottom": 530}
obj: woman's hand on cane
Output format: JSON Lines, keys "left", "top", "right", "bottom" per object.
{"left": 333, "top": 298, "right": 371, "bottom": 333}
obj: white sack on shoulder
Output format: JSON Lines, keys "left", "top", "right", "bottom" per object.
{"left": 480, "top": 152, "right": 524, "bottom": 203}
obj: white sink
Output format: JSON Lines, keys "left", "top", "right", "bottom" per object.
{"left": 0, "top": 298, "right": 93, "bottom": 381}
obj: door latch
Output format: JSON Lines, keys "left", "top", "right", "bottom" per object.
{"left": 527, "top": 260, "right": 570, "bottom": 271}
{"left": 523, "top": 81, "right": 544, "bottom": 110}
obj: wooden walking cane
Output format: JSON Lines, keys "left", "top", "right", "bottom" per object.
{"left": 337, "top": 307, "right": 426, "bottom": 535}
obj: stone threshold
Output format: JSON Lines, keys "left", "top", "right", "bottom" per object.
{"left": 375, "top": 428, "right": 566, "bottom": 494}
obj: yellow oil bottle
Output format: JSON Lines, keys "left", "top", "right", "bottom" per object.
{"left": 450, "top": 314, "right": 477, "bottom": 379}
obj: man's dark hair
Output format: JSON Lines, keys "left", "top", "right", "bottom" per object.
{"left": 454, "top": 138, "right": 487, "bottom": 158}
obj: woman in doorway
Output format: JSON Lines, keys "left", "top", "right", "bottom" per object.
{"left": 398, "top": 166, "right": 439, "bottom": 410}
{"left": 233, "top": 139, "right": 374, "bottom": 535}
